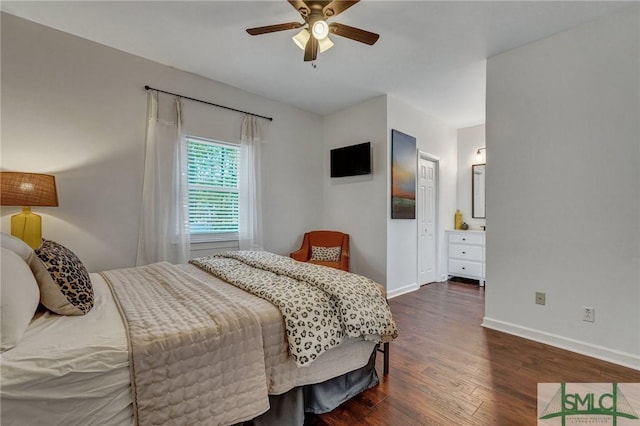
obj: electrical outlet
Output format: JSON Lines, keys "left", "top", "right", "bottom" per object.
{"left": 535, "top": 292, "right": 546, "bottom": 305}
{"left": 583, "top": 307, "right": 595, "bottom": 322}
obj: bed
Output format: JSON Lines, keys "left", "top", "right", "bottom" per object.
{"left": 0, "top": 235, "right": 397, "bottom": 426}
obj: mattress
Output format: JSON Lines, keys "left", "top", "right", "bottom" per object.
{"left": 1, "top": 273, "right": 132, "bottom": 426}
{"left": 1, "top": 265, "right": 376, "bottom": 426}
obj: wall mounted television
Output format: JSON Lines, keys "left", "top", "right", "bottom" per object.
{"left": 330, "top": 142, "right": 371, "bottom": 178}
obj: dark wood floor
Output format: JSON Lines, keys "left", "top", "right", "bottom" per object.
{"left": 306, "top": 280, "right": 640, "bottom": 425}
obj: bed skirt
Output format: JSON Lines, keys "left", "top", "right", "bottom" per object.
{"left": 244, "top": 348, "right": 379, "bottom": 426}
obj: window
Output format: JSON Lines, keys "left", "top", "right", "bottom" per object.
{"left": 187, "top": 136, "right": 239, "bottom": 242}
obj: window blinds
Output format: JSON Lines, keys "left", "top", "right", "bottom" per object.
{"left": 187, "top": 137, "right": 239, "bottom": 240}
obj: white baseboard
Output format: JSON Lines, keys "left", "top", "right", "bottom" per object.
{"left": 482, "top": 317, "right": 640, "bottom": 371}
{"left": 387, "top": 282, "right": 419, "bottom": 299}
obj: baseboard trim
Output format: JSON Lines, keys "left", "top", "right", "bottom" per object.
{"left": 387, "top": 283, "right": 419, "bottom": 299}
{"left": 482, "top": 317, "right": 640, "bottom": 371}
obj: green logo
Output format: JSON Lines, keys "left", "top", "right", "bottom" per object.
{"left": 539, "top": 383, "right": 639, "bottom": 425}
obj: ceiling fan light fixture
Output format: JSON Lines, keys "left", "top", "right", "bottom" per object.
{"left": 318, "top": 36, "right": 334, "bottom": 53}
{"left": 311, "top": 19, "right": 329, "bottom": 40}
{"left": 246, "top": 1, "right": 380, "bottom": 62}
{"left": 292, "top": 28, "right": 310, "bottom": 50}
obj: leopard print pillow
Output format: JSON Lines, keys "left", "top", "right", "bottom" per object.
{"left": 310, "top": 246, "right": 341, "bottom": 262}
{"left": 33, "top": 239, "right": 93, "bottom": 315}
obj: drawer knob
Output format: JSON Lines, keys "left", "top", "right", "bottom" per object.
{"left": 462, "top": 251, "right": 466, "bottom": 254}
{"left": 462, "top": 238, "right": 466, "bottom": 241}
{"left": 462, "top": 267, "right": 466, "bottom": 270}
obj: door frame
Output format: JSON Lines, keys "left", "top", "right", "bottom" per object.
{"left": 417, "top": 151, "right": 441, "bottom": 284}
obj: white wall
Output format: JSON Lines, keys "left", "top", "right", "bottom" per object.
{"left": 484, "top": 6, "right": 640, "bottom": 369}
{"left": 386, "top": 96, "right": 457, "bottom": 295}
{"left": 322, "top": 96, "right": 388, "bottom": 285}
{"left": 322, "top": 95, "right": 457, "bottom": 293}
{"left": 457, "top": 124, "right": 486, "bottom": 231}
{"left": 1, "top": 13, "right": 324, "bottom": 272}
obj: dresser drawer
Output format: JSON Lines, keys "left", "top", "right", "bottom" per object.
{"left": 448, "top": 232, "right": 483, "bottom": 245}
{"left": 448, "top": 259, "right": 483, "bottom": 278}
{"left": 448, "top": 245, "right": 483, "bottom": 261}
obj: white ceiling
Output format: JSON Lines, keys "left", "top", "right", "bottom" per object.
{"left": 1, "top": 1, "right": 631, "bottom": 128}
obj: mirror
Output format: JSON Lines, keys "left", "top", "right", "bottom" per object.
{"left": 472, "top": 164, "right": 486, "bottom": 218}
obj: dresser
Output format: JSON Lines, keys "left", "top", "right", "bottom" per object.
{"left": 446, "top": 230, "right": 485, "bottom": 286}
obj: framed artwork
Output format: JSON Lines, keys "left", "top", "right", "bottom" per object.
{"left": 391, "top": 129, "right": 416, "bottom": 219}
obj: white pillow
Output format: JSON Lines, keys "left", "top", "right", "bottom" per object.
{"left": 1, "top": 247, "right": 40, "bottom": 351}
{"left": 1, "top": 234, "right": 94, "bottom": 315}
{"left": 1, "top": 232, "right": 36, "bottom": 262}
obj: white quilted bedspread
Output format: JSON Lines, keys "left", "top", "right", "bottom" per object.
{"left": 101, "top": 262, "right": 269, "bottom": 426}
{"left": 190, "top": 251, "right": 398, "bottom": 367}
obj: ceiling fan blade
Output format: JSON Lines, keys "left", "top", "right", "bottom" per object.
{"left": 329, "top": 22, "right": 379, "bottom": 45}
{"left": 322, "top": 1, "right": 359, "bottom": 18}
{"left": 288, "top": 0, "right": 311, "bottom": 17}
{"left": 246, "top": 22, "right": 303, "bottom": 36}
{"left": 304, "top": 37, "right": 318, "bottom": 61}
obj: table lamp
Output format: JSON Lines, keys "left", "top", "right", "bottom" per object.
{"left": 1, "top": 172, "right": 59, "bottom": 249}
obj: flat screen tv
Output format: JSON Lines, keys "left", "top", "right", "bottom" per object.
{"left": 330, "top": 142, "right": 371, "bottom": 178}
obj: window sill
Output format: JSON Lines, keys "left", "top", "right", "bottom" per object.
{"left": 190, "top": 239, "right": 239, "bottom": 257}
{"left": 190, "top": 232, "right": 238, "bottom": 244}
{"left": 190, "top": 238, "right": 238, "bottom": 245}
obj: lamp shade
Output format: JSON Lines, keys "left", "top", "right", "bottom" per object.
{"left": 292, "top": 28, "right": 310, "bottom": 50}
{"left": 318, "top": 36, "right": 334, "bottom": 53}
{"left": 1, "top": 172, "right": 58, "bottom": 207}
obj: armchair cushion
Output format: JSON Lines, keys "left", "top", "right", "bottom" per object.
{"left": 310, "top": 246, "right": 341, "bottom": 262}
{"left": 308, "top": 260, "right": 341, "bottom": 269}
{"left": 290, "top": 230, "right": 350, "bottom": 272}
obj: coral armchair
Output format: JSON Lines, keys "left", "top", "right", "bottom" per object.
{"left": 290, "top": 230, "right": 350, "bottom": 272}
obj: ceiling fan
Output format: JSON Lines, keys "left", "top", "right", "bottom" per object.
{"left": 246, "top": 0, "right": 379, "bottom": 62}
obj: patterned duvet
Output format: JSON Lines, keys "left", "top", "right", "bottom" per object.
{"left": 190, "top": 251, "right": 398, "bottom": 367}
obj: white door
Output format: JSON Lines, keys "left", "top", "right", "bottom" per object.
{"left": 418, "top": 157, "right": 437, "bottom": 284}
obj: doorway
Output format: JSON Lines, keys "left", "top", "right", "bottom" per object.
{"left": 418, "top": 153, "right": 439, "bottom": 285}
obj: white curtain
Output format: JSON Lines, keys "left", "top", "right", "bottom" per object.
{"left": 238, "top": 115, "right": 267, "bottom": 251}
{"left": 136, "top": 91, "right": 190, "bottom": 266}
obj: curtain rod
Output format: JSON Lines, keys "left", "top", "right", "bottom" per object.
{"left": 144, "top": 85, "right": 273, "bottom": 122}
